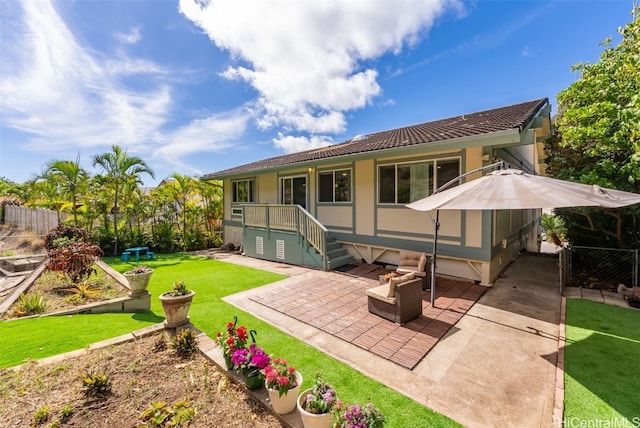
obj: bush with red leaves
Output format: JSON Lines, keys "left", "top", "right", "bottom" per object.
{"left": 45, "top": 225, "right": 103, "bottom": 284}
{"left": 44, "top": 225, "right": 90, "bottom": 251}
{"left": 46, "top": 242, "right": 104, "bottom": 284}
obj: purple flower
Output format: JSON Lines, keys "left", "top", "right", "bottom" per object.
{"left": 231, "top": 348, "right": 248, "bottom": 366}
{"left": 250, "top": 347, "right": 270, "bottom": 369}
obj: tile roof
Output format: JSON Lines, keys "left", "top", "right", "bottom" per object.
{"left": 203, "top": 98, "right": 549, "bottom": 179}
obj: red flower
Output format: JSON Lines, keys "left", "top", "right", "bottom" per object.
{"left": 237, "top": 326, "right": 247, "bottom": 340}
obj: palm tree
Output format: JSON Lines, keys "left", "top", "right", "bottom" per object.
{"left": 165, "top": 173, "right": 198, "bottom": 250}
{"left": 92, "top": 145, "right": 155, "bottom": 255}
{"left": 43, "top": 156, "right": 87, "bottom": 225}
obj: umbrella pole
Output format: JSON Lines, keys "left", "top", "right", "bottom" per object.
{"left": 430, "top": 209, "right": 439, "bottom": 308}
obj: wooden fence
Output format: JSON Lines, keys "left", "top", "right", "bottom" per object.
{"left": 3, "top": 206, "right": 64, "bottom": 236}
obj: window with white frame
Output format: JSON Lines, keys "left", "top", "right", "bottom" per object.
{"left": 232, "top": 179, "right": 255, "bottom": 203}
{"left": 318, "top": 169, "right": 352, "bottom": 203}
{"left": 378, "top": 158, "right": 460, "bottom": 204}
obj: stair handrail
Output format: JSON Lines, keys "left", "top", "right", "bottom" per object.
{"left": 242, "top": 204, "right": 328, "bottom": 258}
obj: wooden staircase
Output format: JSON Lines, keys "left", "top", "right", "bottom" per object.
{"left": 242, "top": 205, "right": 353, "bottom": 271}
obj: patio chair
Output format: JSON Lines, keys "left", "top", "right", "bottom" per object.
{"left": 396, "top": 251, "right": 430, "bottom": 290}
{"left": 366, "top": 273, "right": 422, "bottom": 325}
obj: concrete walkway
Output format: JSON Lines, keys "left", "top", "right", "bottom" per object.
{"left": 216, "top": 252, "right": 561, "bottom": 427}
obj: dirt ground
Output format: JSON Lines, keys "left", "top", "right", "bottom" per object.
{"left": 0, "top": 332, "right": 281, "bottom": 427}
{"left": 0, "top": 225, "right": 46, "bottom": 255}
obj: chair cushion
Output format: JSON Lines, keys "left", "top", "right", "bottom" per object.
{"left": 397, "top": 251, "right": 428, "bottom": 274}
{"left": 387, "top": 272, "right": 415, "bottom": 297}
{"left": 418, "top": 253, "right": 428, "bottom": 272}
{"left": 366, "top": 284, "right": 396, "bottom": 304}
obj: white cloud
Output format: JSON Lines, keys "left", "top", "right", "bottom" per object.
{"left": 273, "top": 133, "right": 333, "bottom": 154}
{"left": 0, "top": 1, "right": 171, "bottom": 153}
{"left": 114, "top": 27, "right": 142, "bottom": 44}
{"left": 521, "top": 46, "right": 531, "bottom": 57}
{"left": 156, "top": 109, "right": 250, "bottom": 159}
{"left": 0, "top": 0, "right": 248, "bottom": 178}
{"left": 179, "top": 0, "right": 460, "bottom": 151}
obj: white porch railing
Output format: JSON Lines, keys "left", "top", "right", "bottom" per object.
{"left": 242, "top": 205, "right": 328, "bottom": 262}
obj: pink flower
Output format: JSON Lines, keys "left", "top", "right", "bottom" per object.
{"left": 277, "top": 376, "right": 289, "bottom": 386}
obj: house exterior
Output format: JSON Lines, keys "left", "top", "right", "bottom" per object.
{"left": 203, "top": 98, "right": 552, "bottom": 285}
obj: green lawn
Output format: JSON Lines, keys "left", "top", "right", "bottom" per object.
{"left": 1, "top": 253, "right": 459, "bottom": 427}
{"left": 564, "top": 299, "right": 640, "bottom": 426}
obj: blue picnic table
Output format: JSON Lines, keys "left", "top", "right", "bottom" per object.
{"left": 123, "top": 246, "right": 151, "bottom": 262}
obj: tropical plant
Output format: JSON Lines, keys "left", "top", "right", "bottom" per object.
{"left": 15, "top": 293, "right": 48, "bottom": 316}
{"left": 44, "top": 224, "right": 89, "bottom": 250}
{"left": 166, "top": 281, "right": 189, "bottom": 297}
{"left": 139, "top": 400, "right": 195, "bottom": 427}
{"left": 81, "top": 370, "right": 111, "bottom": 396}
{"left": 170, "top": 329, "right": 198, "bottom": 358}
{"left": 541, "top": 213, "right": 567, "bottom": 246}
{"left": 32, "top": 406, "right": 50, "bottom": 426}
{"left": 124, "top": 265, "right": 153, "bottom": 275}
{"left": 92, "top": 145, "right": 155, "bottom": 255}
{"left": 46, "top": 241, "right": 103, "bottom": 284}
{"left": 43, "top": 156, "right": 88, "bottom": 225}
{"left": 63, "top": 281, "right": 101, "bottom": 301}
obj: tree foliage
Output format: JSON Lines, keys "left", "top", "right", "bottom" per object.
{"left": 545, "top": 8, "right": 640, "bottom": 248}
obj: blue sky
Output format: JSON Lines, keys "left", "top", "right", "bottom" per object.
{"left": 0, "top": 0, "right": 634, "bottom": 186}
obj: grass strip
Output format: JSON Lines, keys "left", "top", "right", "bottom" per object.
{"left": 2, "top": 252, "right": 459, "bottom": 427}
{"left": 564, "top": 298, "right": 640, "bottom": 426}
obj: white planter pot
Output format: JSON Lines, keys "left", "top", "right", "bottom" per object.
{"left": 297, "top": 388, "right": 333, "bottom": 428}
{"left": 266, "top": 371, "right": 302, "bottom": 414}
{"left": 124, "top": 271, "right": 153, "bottom": 295}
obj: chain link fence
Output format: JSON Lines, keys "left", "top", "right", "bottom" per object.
{"left": 561, "top": 245, "right": 638, "bottom": 291}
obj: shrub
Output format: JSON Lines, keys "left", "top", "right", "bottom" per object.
{"left": 46, "top": 241, "right": 103, "bottom": 284}
{"left": 15, "top": 293, "right": 48, "bottom": 316}
{"left": 44, "top": 225, "right": 89, "bottom": 251}
{"left": 81, "top": 371, "right": 111, "bottom": 397}
{"left": 170, "top": 329, "right": 198, "bottom": 358}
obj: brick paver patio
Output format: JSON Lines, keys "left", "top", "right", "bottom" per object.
{"left": 251, "top": 263, "right": 485, "bottom": 369}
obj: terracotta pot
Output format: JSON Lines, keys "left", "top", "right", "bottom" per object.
{"left": 266, "top": 371, "right": 302, "bottom": 414}
{"left": 297, "top": 388, "right": 333, "bottom": 428}
{"left": 124, "top": 271, "right": 153, "bottom": 295}
{"left": 159, "top": 291, "right": 195, "bottom": 328}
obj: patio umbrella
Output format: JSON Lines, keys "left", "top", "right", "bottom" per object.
{"left": 406, "top": 168, "right": 640, "bottom": 306}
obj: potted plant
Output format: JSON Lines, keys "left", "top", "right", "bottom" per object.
{"left": 296, "top": 374, "right": 337, "bottom": 428}
{"left": 541, "top": 213, "right": 567, "bottom": 247}
{"left": 264, "top": 357, "right": 302, "bottom": 414}
{"left": 214, "top": 318, "right": 248, "bottom": 370}
{"left": 231, "top": 343, "right": 270, "bottom": 390}
{"left": 123, "top": 265, "right": 153, "bottom": 295}
{"left": 159, "top": 281, "right": 195, "bottom": 328}
{"left": 333, "top": 402, "right": 386, "bottom": 428}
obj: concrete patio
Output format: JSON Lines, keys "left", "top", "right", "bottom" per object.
{"left": 214, "top": 251, "right": 562, "bottom": 427}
